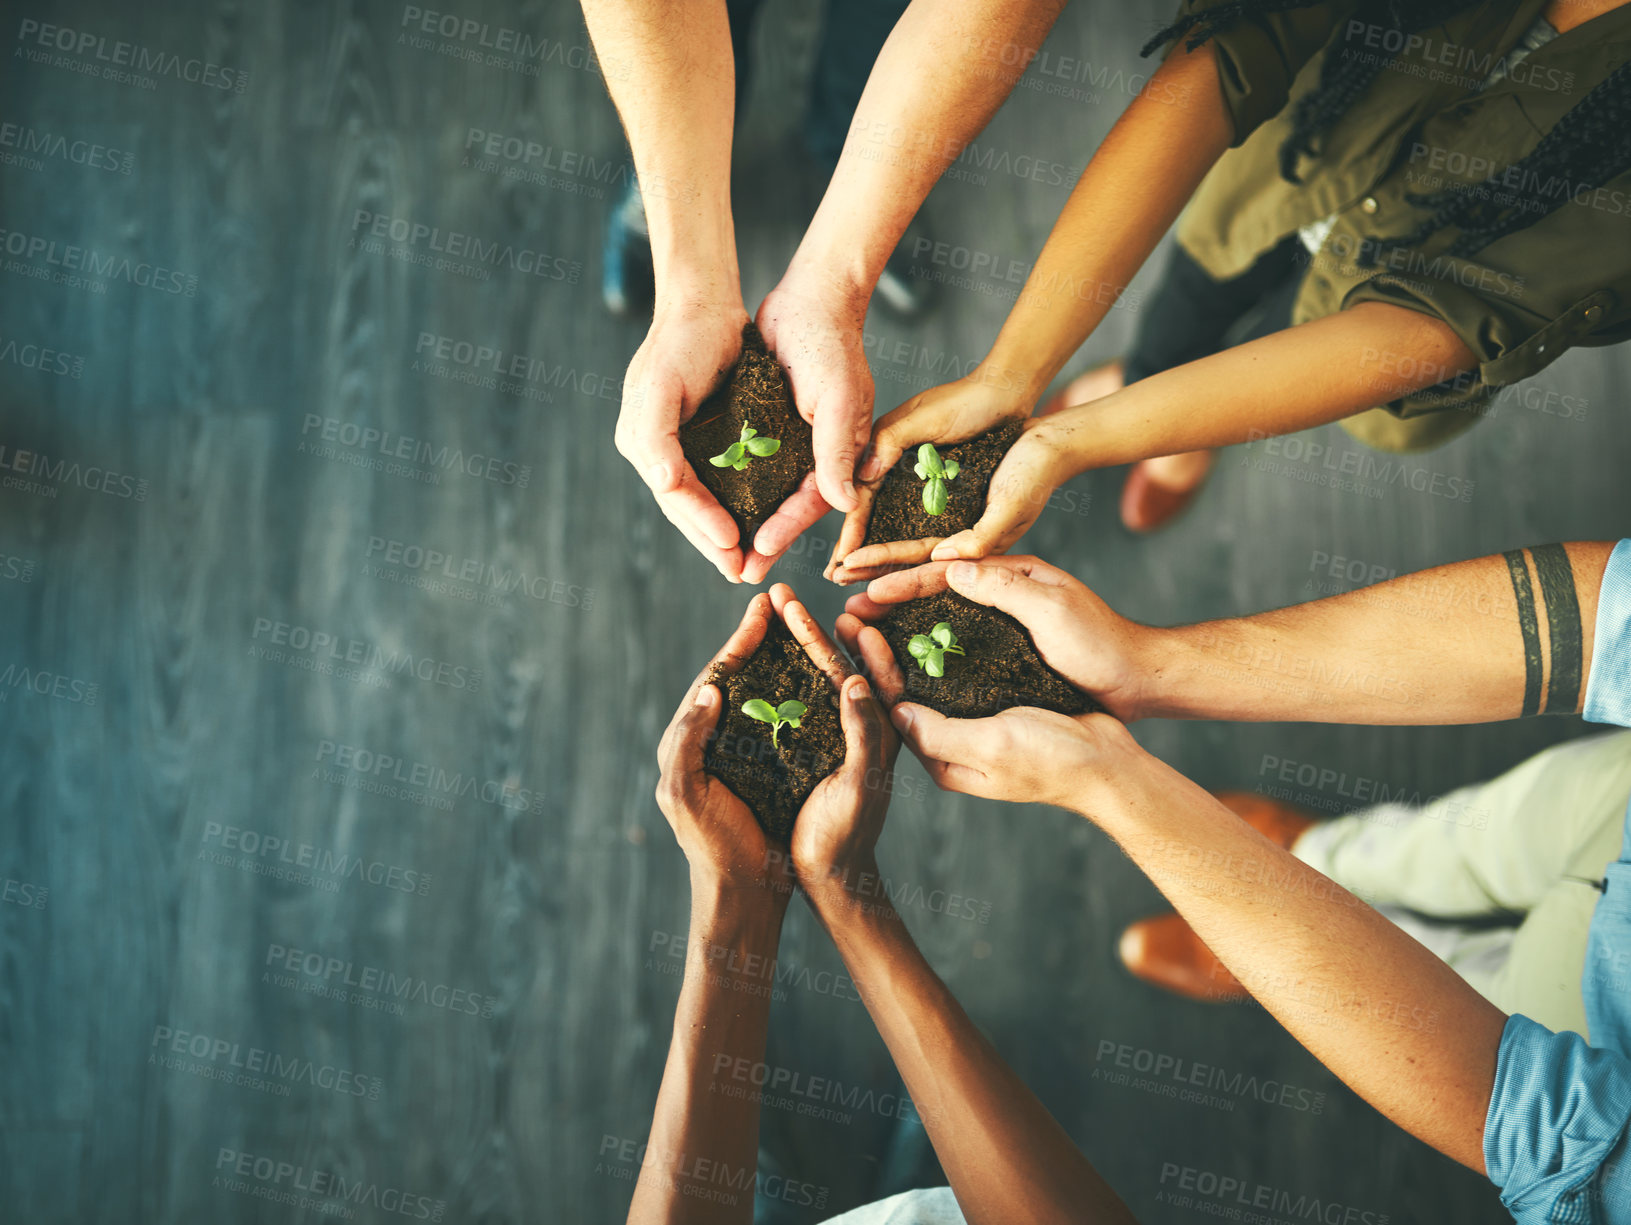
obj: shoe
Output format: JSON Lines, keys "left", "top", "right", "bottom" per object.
{"left": 1117, "top": 792, "right": 1316, "bottom": 1003}
{"left": 1038, "top": 358, "right": 1125, "bottom": 416}
{"left": 602, "top": 178, "right": 654, "bottom": 318}
{"left": 1119, "top": 450, "right": 1214, "bottom": 533}
{"left": 1119, "top": 914, "right": 1248, "bottom": 1002}
{"left": 874, "top": 214, "right": 935, "bottom": 319}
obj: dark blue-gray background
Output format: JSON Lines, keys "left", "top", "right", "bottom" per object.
{"left": 1, "top": 0, "right": 1622, "bottom": 1221}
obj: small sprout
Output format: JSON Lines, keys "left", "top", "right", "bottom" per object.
{"left": 914, "top": 443, "right": 960, "bottom": 516}
{"left": 905, "top": 621, "right": 966, "bottom": 678}
{"left": 710, "top": 422, "right": 782, "bottom": 471}
{"left": 742, "top": 697, "right": 807, "bottom": 748}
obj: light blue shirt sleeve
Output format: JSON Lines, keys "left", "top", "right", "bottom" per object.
{"left": 1585, "top": 540, "right": 1631, "bottom": 728}
{"left": 1484, "top": 1014, "right": 1631, "bottom": 1222}
{"left": 821, "top": 1188, "right": 965, "bottom": 1225}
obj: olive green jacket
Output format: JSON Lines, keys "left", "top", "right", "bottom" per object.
{"left": 1173, "top": 0, "right": 1631, "bottom": 450}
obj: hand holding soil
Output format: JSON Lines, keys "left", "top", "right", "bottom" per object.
{"left": 695, "top": 582, "right": 895, "bottom": 846}
{"left": 838, "top": 555, "right": 1147, "bottom": 721}
{"left": 617, "top": 302, "right": 754, "bottom": 582}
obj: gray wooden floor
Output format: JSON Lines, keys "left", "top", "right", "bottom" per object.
{"left": 2, "top": 1, "right": 1625, "bottom": 1221}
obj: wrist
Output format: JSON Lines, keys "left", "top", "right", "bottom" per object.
{"left": 800, "top": 855, "right": 891, "bottom": 927}
{"left": 690, "top": 867, "right": 793, "bottom": 925}
{"left": 648, "top": 196, "right": 743, "bottom": 316}
{"left": 1120, "top": 624, "right": 1182, "bottom": 721}
{"left": 777, "top": 241, "right": 874, "bottom": 328}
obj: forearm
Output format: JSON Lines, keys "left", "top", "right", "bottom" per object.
{"left": 629, "top": 879, "right": 788, "bottom": 1225}
{"left": 806, "top": 866, "right": 1135, "bottom": 1225}
{"left": 783, "top": 0, "right": 1065, "bottom": 314}
{"left": 979, "top": 40, "right": 1232, "bottom": 401}
{"left": 581, "top": 0, "right": 739, "bottom": 306}
{"left": 1133, "top": 541, "right": 1613, "bottom": 724}
{"left": 1040, "top": 303, "right": 1477, "bottom": 474}
{"left": 1081, "top": 755, "right": 1506, "bottom": 1172}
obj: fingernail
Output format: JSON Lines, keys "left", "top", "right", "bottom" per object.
{"left": 930, "top": 542, "right": 959, "bottom": 561}
{"left": 891, "top": 705, "right": 915, "bottom": 730}
{"left": 847, "top": 676, "right": 870, "bottom": 701}
{"left": 948, "top": 561, "right": 978, "bottom": 587}
{"left": 695, "top": 686, "right": 717, "bottom": 708}
{"left": 858, "top": 456, "right": 881, "bottom": 481}
{"left": 647, "top": 462, "right": 670, "bottom": 488}
{"left": 842, "top": 480, "right": 857, "bottom": 505}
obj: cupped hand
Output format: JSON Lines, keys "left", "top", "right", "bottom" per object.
{"left": 888, "top": 702, "right": 1137, "bottom": 812}
{"left": 617, "top": 300, "right": 753, "bottom": 582}
{"left": 831, "top": 412, "right": 1063, "bottom": 584}
{"left": 836, "top": 556, "right": 1152, "bottom": 720}
{"left": 753, "top": 277, "right": 872, "bottom": 546}
{"left": 763, "top": 585, "right": 900, "bottom": 894}
{"left": 656, "top": 592, "right": 794, "bottom": 896}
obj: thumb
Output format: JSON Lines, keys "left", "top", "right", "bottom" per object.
{"left": 812, "top": 393, "right": 863, "bottom": 512}
{"left": 837, "top": 674, "right": 890, "bottom": 777}
{"left": 943, "top": 560, "right": 1058, "bottom": 629}
{"left": 671, "top": 684, "right": 723, "bottom": 780}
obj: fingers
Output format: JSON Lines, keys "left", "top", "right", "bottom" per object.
{"left": 836, "top": 674, "right": 895, "bottom": 776}
{"left": 774, "top": 587, "right": 855, "bottom": 689}
{"left": 744, "top": 472, "right": 830, "bottom": 583}
{"left": 928, "top": 518, "right": 1011, "bottom": 562}
{"left": 857, "top": 395, "right": 935, "bottom": 483}
{"left": 831, "top": 536, "right": 942, "bottom": 585}
{"left": 656, "top": 684, "right": 724, "bottom": 816}
{"left": 698, "top": 592, "right": 773, "bottom": 689}
{"left": 861, "top": 561, "right": 953, "bottom": 608}
{"left": 652, "top": 489, "right": 745, "bottom": 583}
{"left": 811, "top": 391, "right": 865, "bottom": 513}
{"left": 919, "top": 756, "right": 992, "bottom": 797}
{"left": 943, "top": 558, "right": 1067, "bottom": 629}
{"left": 888, "top": 702, "right": 984, "bottom": 767}
{"left": 822, "top": 481, "right": 878, "bottom": 582}
{"left": 661, "top": 467, "right": 741, "bottom": 553}
{"left": 844, "top": 618, "right": 906, "bottom": 705}
{"left": 615, "top": 381, "right": 689, "bottom": 497}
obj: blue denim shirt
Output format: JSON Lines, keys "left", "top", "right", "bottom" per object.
{"left": 1485, "top": 540, "right": 1631, "bottom": 1223}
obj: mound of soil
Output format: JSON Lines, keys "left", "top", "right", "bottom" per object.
{"left": 875, "top": 590, "right": 1099, "bottom": 719}
{"left": 680, "top": 323, "right": 814, "bottom": 545}
{"left": 862, "top": 419, "right": 1024, "bottom": 547}
{"left": 704, "top": 618, "right": 844, "bottom": 842}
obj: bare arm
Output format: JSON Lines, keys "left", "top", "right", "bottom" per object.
{"left": 803, "top": 864, "right": 1137, "bottom": 1225}
{"left": 1140, "top": 540, "right": 1614, "bottom": 723}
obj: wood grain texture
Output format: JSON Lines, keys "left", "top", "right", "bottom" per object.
{"left": 1, "top": 1, "right": 1623, "bottom": 1222}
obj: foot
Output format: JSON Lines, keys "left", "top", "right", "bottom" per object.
{"left": 602, "top": 178, "right": 654, "bottom": 318}
{"left": 1119, "top": 449, "right": 1213, "bottom": 533}
{"left": 1117, "top": 791, "right": 1316, "bottom": 1003}
{"left": 1037, "top": 359, "right": 1124, "bottom": 416}
{"left": 1119, "top": 914, "right": 1248, "bottom": 1002}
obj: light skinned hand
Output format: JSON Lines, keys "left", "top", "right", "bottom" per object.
{"left": 756, "top": 278, "right": 872, "bottom": 522}
{"left": 837, "top": 556, "right": 1151, "bottom": 720}
{"left": 618, "top": 301, "right": 752, "bottom": 582}
{"left": 831, "top": 412, "right": 1064, "bottom": 584}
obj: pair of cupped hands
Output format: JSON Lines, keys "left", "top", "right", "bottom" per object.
{"left": 656, "top": 556, "right": 1150, "bottom": 898}
{"left": 618, "top": 289, "right": 1065, "bottom": 585}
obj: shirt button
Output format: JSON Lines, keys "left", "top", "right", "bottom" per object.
{"left": 1585, "top": 304, "right": 1604, "bottom": 323}
{"left": 1361, "top": 197, "right": 1379, "bottom": 215}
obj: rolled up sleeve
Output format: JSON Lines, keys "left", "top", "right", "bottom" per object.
{"left": 1343, "top": 179, "right": 1631, "bottom": 417}
{"left": 1167, "top": 0, "right": 1360, "bottom": 144}
{"left": 1585, "top": 540, "right": 1631, "bottom": 729}
{"left": 1484, "top": 1014, "right": 1631, "bottom": 1222}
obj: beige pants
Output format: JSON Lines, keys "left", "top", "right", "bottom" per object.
{"left": 1293, "top": 730, "right": 1631, "bottom": 1040}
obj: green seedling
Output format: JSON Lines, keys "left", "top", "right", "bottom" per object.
{"left": 742, "top": 698, "right": 807, "bottom": 748}
{"left": 914, "top": 443, "right": 961, "bottom": 515}
{"left": 710, "top": 422, "right": 781, "bottom": 471}
{"left": 906, "top": 622, "right": 965, "bottom": 678}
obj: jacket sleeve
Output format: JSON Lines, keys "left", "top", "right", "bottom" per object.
{"left": 1483, "top": 1014, "right": 1631, "bottom": 1222}
{"left": 1342, "top": 171, "right": 1631, "bottom": 417}
{"left": 1164, "top": 0, "right": 1361, "bottom": 145}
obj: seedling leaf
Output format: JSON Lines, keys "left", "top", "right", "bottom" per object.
{"left": 931, "top": 623, "right": 954, "bottom": 648}
{"left": 923, "top": 478, "right": 948, "bottom": 516}
{"left": 907, "top": 635, "right": 934, "bottom": 659}
{"left": 917, "top": 443, "right": 944, "bottom": 478}
{"left": 745, "top": 437, "right": 781, "bottom": 458}
{"left": 742, "top": 699, "right": 778, "bottom": 723}
{"left": 925, "top": 653, "right": 945, "bottom": 678}
{"left": 776, "top": 700, "right": 807, "bottom": 722}
{"left": 710, "top": 421, "right": 780, "bottom": 471}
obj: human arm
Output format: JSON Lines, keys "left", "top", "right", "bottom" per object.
{"left": 841, "top": 540, "right": 1616, "bottom": 724}
{"left": 581, "top": 0, "right": 752, "bottom": 581}
{"left": 744, "top": 0, "right": 1068, "bottom": 573}
{"left": 881, "top": 707, "right": 1507, "bottom": 1172}
{"left": 773, "top": 596, "right": 1137, "bottom": 1225}
{"left": 834, "top": 301, "right": 1476, "bottom": 578}
{"left": 629, "top": 595, "right": 794, "bottom": 1223}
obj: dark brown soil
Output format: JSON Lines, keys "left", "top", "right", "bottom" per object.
{"left": 862, "top": 419, "right": 1024, "bottom": 547}
{"left": 679, "top": 322, "right": 814, "bottom": 544}
{"left": 875, "top": 590, "right": 1100, "bottom": 719}
{"left": 704, "top": 619, "right": 845, "bottom": 842}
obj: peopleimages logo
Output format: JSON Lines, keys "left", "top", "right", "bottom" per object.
{"left": 213, "top": 1149, "right": 443, "bottom": 1220}
{"left": 1156, "top": 1162, "right": 1389, "bottom": 1223}
{"left": 151, "top": 1025, "right": 384, "bottom": 1099}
